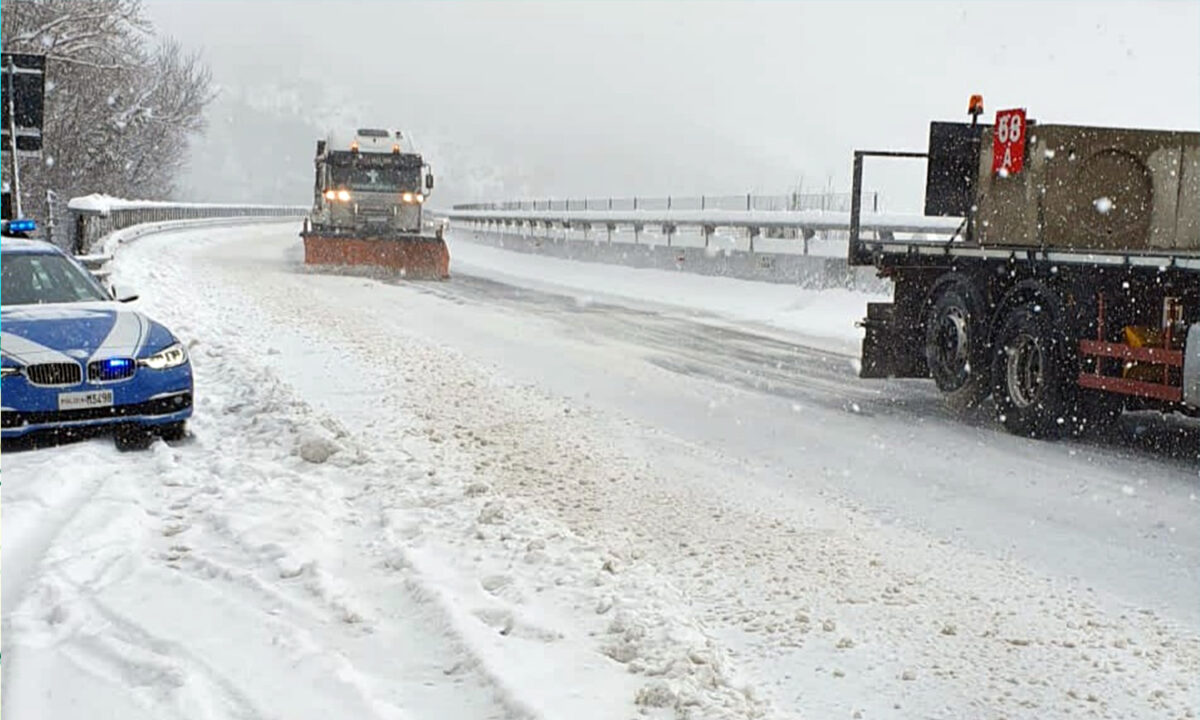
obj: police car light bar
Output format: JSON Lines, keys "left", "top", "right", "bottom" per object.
{"left": 2, "top": 218, "right": 37, "bottom": 233}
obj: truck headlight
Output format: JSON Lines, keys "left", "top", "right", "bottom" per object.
{"left": 324, "top": 189, "right": 337, "bottom": 201}
{"left": 139, "top": 342, "right": 188, "bottom": 370}
{"left": 337, "top": 189, "right": 351, "bottom": 202}
{"left": 402, "top": 192, "right": 415, "bottom": 203}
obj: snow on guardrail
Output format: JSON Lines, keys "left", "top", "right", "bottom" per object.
{"left": 67, "top": 193, "right": 308, "bottom": 217}
{"left": 67, "top": 194, "right": 307, "bottom": 253}
{"left": 444, "top": 207, "right": 964, "bottom": 235}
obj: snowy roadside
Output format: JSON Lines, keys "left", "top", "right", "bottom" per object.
{"left": 3, "top": 221, "right": 766, "bottom": 719}
{"left": 186, "top": 225, "right": 1199, "bottom": 719}
{"left": 445, "top": 235, "right": 884, "bottom": 357}
{"left": 5, "top": 221, "right": 1197, "bottom": 720}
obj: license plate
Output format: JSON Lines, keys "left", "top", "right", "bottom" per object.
{"left": 58, "top": 389, "right": 114, "bottom": 411}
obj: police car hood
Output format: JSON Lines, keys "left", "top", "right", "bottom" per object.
{"left": 0, "top": 302, "right": 176, "bottom": 364}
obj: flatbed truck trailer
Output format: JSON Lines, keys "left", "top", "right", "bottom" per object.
{"left": 849, "top": 99, "right": 1200, "bottom": 438}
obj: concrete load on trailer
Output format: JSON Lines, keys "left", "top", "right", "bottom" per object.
{"left": 848, "top": 97, "right": 1199, "bottom": 439}
{"left": 301, "top": 128, "right": 449, "bottom": 279}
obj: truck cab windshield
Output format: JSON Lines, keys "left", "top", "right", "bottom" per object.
{"left": 330, "top": 161, "right": 420, "bottom": 193}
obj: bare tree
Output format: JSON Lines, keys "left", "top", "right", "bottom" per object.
{"left": 2, "top": 0, "right": 213, "bottom": 225}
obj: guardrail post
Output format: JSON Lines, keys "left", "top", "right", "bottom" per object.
{"left": 746, "top": 193, "right": 751, "bottom": 211}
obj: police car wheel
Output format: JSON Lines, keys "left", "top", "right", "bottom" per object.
{"left": 157, "top": 421, "right": 188, "bottom": 442}
{"left": 114, "top": 425, "right": 154, "bottom": 451}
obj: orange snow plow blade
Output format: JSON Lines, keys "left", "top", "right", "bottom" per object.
{"left": 301, "top": 232, "right": 449, "bottom": 280}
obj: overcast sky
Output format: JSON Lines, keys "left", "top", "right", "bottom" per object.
{"left": 146, "top": 0, "right": 1200, "bottom": 208}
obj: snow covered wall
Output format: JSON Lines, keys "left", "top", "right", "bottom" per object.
{"left": 66, "top": 194, "right": 307, "bottom": 253}
{"left": 459, "top": 225, "right": 891, "bottom": 292}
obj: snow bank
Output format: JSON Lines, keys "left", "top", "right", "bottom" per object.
{"left": 3, "top": 222, "right": 770, "bottom": 720}
{"left": 66, "top": 192, "right": 306, "bottom": 216}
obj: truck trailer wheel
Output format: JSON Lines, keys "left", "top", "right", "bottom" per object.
{"left": 991, "top": 302, "right": 1076, "bottom": 438}
{"left": 924, "top": 278, "right": 990, "bottom": 412}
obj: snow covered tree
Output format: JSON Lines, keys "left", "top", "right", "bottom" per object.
{"left": 1, "top": 0, "right": 213, "bottom": 222}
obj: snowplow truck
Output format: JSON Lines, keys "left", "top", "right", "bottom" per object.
{"left": 301, "top": 128, "right": 449, "bottom": 279}
{"left": 849, "top": 98, "right": 1199, "bottom": 438}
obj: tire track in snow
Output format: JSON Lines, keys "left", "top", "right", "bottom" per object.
{"left": 196, "top": 225, "right": 1198, "bottom": 720}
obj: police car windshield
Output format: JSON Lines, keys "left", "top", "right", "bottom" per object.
{"left": 1, "top": 252, "right": 111, "bottom": 305}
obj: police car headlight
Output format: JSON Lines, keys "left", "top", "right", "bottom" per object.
{"left": 0, "top": 366, "right": 21, "bottom": 378}
{"left": 139, "top": 342, "right": 188, "bottom": 370}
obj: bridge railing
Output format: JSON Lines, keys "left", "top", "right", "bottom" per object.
{"left": 67, "top": 194, "right": 307, "bottom": 254}
{"left": 453, "top": 191, "right": 872, "bottom": 214}
{"left": 443, "top": 204, "right": 961, "bottom": 254}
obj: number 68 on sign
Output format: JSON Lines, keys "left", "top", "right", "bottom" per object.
{"left": 992, "top": 108, "right": 1027, "bottom": 176}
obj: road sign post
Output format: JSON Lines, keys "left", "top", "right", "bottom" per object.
{"left": 2, "top": 52, "right": 47, "bottom": 220}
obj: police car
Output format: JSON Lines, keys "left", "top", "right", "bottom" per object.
{"left": 1, "top": 231, "right": 193, "bottom": 449}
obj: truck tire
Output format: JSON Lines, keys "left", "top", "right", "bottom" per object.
{"left": 1073, "top": 392, "right": 1125, "bottom": 438}
{"left": 924, "top": 278, "right": 990, "bottom": 411}
{"left": 991, "top": 302, "right": 1076, "bottom": 438}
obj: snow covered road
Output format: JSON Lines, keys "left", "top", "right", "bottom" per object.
{"left": 4, "top": 221, "right": 1198, "bottom": 719}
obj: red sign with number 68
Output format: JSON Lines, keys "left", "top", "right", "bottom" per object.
{"left": 992, "top": 108, "right": 1026, "bottom": 176}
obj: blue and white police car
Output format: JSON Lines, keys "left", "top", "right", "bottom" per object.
{"left": 1, "top": 234, "right": 193, "bottom": 449}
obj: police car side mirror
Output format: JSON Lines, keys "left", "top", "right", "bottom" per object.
{"left": 111, "top": 284, "right": 139, "bottom": 303}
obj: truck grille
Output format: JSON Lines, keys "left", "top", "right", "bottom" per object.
{"left": 25, "top": 362, "right": 82, "bottom": 386}
{"left": 88, "top": 358, "right": 137, "bottom": 382}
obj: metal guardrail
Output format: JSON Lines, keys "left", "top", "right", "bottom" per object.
{"left": 453, "top": 191, "right": 873, "bottom": 214}
{"left": 444, "top": 206, "right": 963, "bottom": 253}
{"left": 67, "top": 195, "right": 308, "bottom": 254}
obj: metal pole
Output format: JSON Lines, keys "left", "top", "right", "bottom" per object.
{"left": 849, "top": 152, "right": 865, "bottom": 261}
{"left": 45, "top": 188, "right": 56, "bottom": 245}
{"left": 6, "top": 56, "right": 24, "bottom": 218}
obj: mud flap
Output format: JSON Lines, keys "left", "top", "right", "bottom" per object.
{"left": 859, "top": 302, "right": 929, "bottom": 379}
